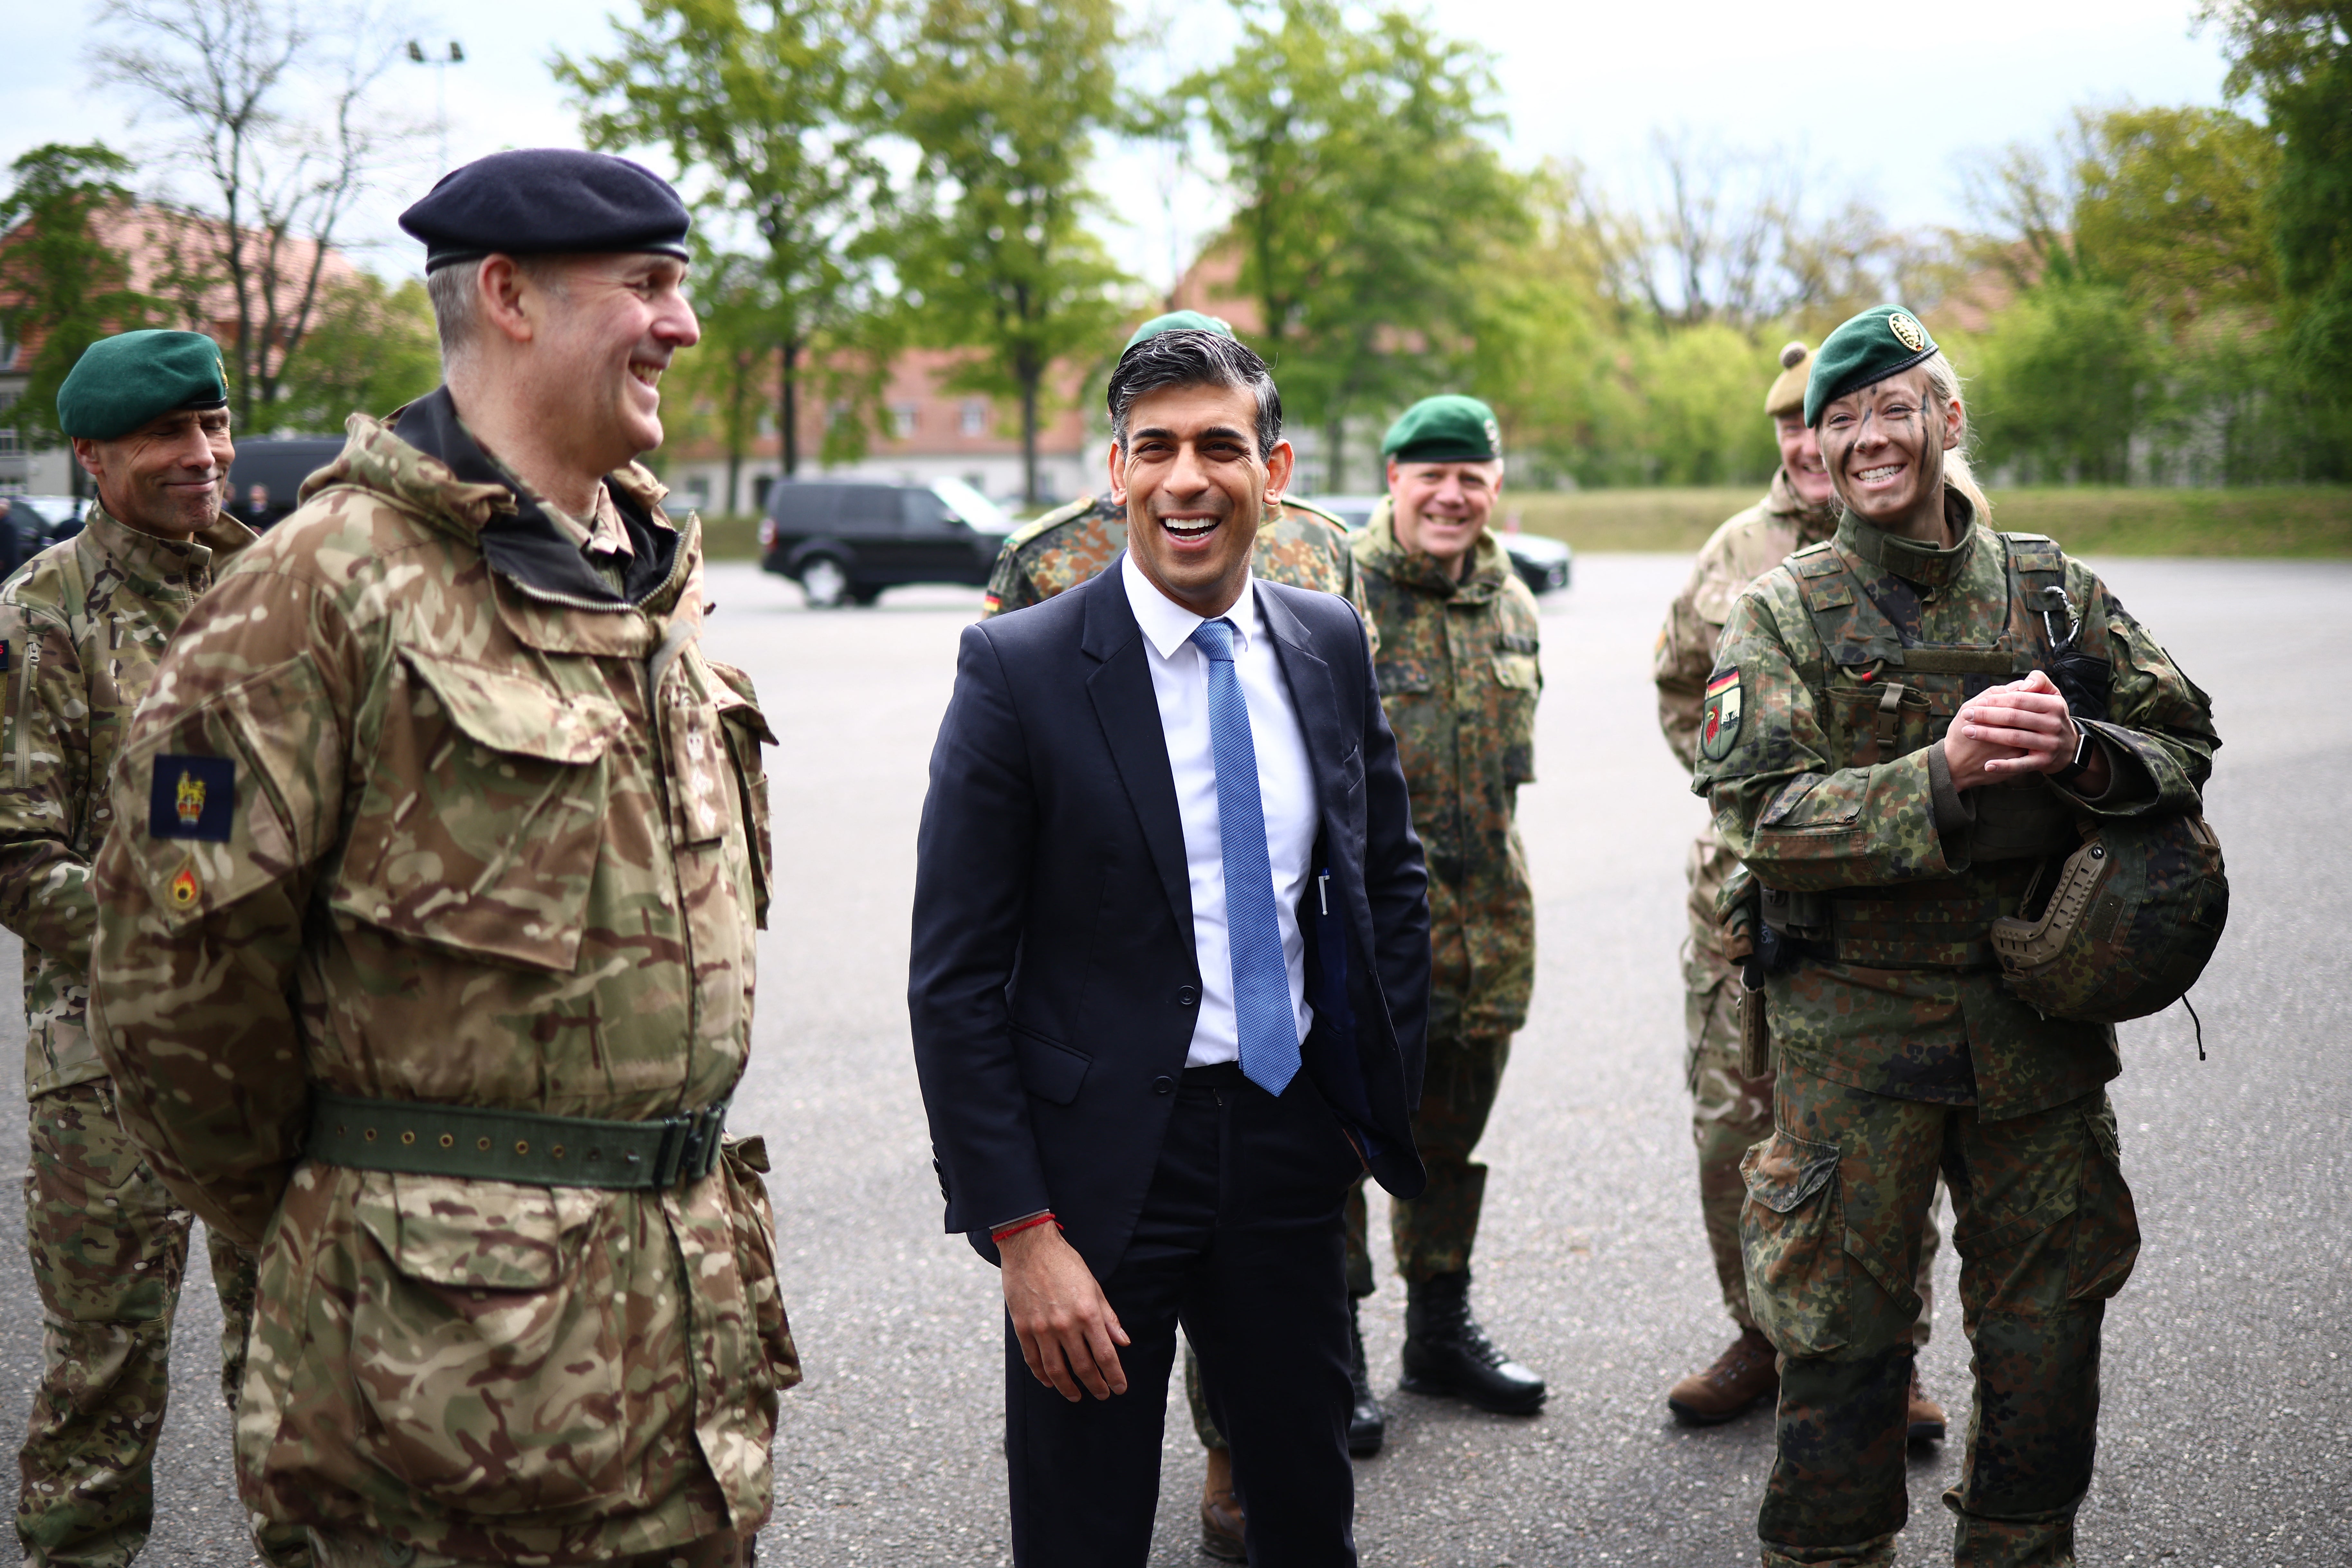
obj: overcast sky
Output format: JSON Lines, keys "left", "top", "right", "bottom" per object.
{"left": 6, "top": 0, "right": 2233, "bottom": 292}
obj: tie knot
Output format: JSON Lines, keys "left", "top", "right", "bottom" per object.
{"left": 1189, "top": 617, "right": 1237, "bottom": 663}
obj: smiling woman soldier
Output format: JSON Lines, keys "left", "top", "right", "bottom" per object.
{"left": 1692, "top": 305, "right": 2219, "bottom": 1568}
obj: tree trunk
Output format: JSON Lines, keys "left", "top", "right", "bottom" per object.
{"left": 1021, "top": 371, "right": 1041, "bottom": 507}
{"left": 780, "top": 338, "right": 801, "bottom": 477}
{"left": 727, "top": 349, "right": 748, "bottom": 517}
{"left": 1324, "top": 415, "right": 1345, "bottom": 494}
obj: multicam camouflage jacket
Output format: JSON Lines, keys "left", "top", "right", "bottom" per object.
{"left": 1654, "top": 469, "right": 1838, "bottom": 975}
{"left": 0, "top": 503, "right": 254, "bottom": 1099}
{"left": 87, "top": 387, "right": 795, "bottom": 1560}
{"left": 983, "top": 493, "right": 1376, "bottom": 650}
{"left": 1354, "top": 500, "right": 1541, "bottom": 1040}
{"left": 1693, "top": 493, "right": 2219, "bottom": 1119}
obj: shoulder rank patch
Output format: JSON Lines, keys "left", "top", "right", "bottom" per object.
{"left": 1701, "top": 668, "right": 1743, "bottom": 761}
{"left": 148, "top": 754, "right": 235, "bottom": 842}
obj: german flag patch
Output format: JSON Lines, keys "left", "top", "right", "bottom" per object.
{"left": 1700, "top": 668, "right": 1743, "bottom": 762}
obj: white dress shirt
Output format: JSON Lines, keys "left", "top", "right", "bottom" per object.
{"left": 1121, "top": 552, "right": 1320, "bottom": 1068}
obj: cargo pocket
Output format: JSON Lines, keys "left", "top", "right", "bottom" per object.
{"left": 2067, "top": 1101, "right": 2140, "bottom": 1302}
{"left": 330, "top": 647, "right": 619, "bottom": 971}
{"left": 1490, "top": 648, "right": 1540, "bottom": 785}
{"left": 349, "top": 1173, "right": 623, "bottom": 1512}
{"left": 1741, "top": 1128, "right": 1847, "bottom": 1355}
{"left": 721, "top": 1135, "right": 801, "bottom": 1393}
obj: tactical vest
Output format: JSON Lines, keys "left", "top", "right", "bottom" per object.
{"left": 1765, "top": 530, "right": 2107, "bottom": 971}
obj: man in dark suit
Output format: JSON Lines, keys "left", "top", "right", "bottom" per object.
{"left": 910, "top": 329, "right": 1430, "bottom": 1566}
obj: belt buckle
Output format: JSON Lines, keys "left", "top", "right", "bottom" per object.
{"left": 653, "top": 1102, "right": 728, "bottom": 1186}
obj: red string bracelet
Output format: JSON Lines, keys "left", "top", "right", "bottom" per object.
{"left": 990, "top": 1212, "right": 1056, "bottom": 1243}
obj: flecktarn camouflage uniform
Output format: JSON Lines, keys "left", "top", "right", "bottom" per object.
{"left": 1695, "top": 492, "right": 2218, "bottom": 1566}
{"left": 1349, "top": 499, "right": 1539, "bottom": 1291}
{"left": 1656, "top": 471, "right": 1941, "bottom": 1346}
{"left": 87, "top": 388, "right": 798, "bottom": 1564}
{"left": 983, "top": 493, "right": 1374, "bottom": 650}
{"left": 0, "top": 503, "right": 303, "bottom": 1568}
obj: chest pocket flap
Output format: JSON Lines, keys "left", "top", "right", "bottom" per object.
{"left": 1375, "top": 658, "right": 1432, "bottom": 697}
{"left": 329, "top": 648, "right": 622, "bottom": 972}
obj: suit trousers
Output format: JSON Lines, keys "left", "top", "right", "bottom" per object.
{"left": 1006, "top": 1064, "right": 1362, "bottom": 1567}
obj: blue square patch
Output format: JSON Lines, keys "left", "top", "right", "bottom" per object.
{"left": 148, "top": 755, "right": 235, "bottom": 842}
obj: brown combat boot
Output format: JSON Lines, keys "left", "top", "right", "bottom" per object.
{"left": 1200, "top": 1445, "right": 1246, "bottom": 1562}
{"left": 1666, "top": 1325, "right": 1779, "bottom": 1426}
{"left": 1906, "top": 1361, "right": 1947, "bottom": 1443}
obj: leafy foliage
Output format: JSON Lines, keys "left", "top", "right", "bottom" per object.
{"left": 268, "top": 271, "right": 438, "bottom": 433}
{"left": 0, "top": 143, "right": 158, "bottom": 444}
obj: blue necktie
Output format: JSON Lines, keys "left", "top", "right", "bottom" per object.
{"left": 1188, "top": 616, "right": 1299, "bottom": 1096}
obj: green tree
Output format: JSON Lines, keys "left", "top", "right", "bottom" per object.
{"left": 2202, "top": 0, "right": 2352, "bottom": 473}
{"left": 269, "top": 271, "right": 438, "bottom": 432}
{"left": 1183, "top": 0, "right": 1526, "bottom": 489}
{"left": 2072, "top": 105, "right": 2281, "bottom": 322}
{"left": 1967, "top": 278, "right": 2158, "bottom": 484}
{"left": 559, "top": 0, "right": 892, "bottom": 478}
{"left": 667, "top": 249, "right": 779, "bottom": 516}
{"left": 0, "top": 143, "right": 159, "bottom": 446}
{"left": 884, "top": 0, "right": 1129, "bottom": 505}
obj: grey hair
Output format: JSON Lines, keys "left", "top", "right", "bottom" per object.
{"left": 1107, "top": 329, "right": 1282, "bottom": 459}
{"left": 425, "top": 256, "right": 571, "bottom": 366}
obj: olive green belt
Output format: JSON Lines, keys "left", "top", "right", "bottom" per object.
{"left": 305, "top": 1092, "right": 730, "bottom": 1189}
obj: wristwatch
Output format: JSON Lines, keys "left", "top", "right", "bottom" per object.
{"left": 2051, "top": 726, "right": 2095, "bottom": 787}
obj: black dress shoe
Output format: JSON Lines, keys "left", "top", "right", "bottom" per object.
{"left": 1346, "top": 1295, "right": 1385, "bottom": 1456}
{"left": 1399, "top": 1270, "right": 1547, "bottom": 1415}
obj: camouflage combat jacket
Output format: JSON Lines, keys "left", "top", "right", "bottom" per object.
{"left": 1655, "top": 470, "right": 1837, "bottom": 977}
{"left": 88, "top": 388, "right": 795, "bottom": 1559}
{"left": 984, "top": 493, "right": 1375, "bottom": 648}
{"left": 1693, "top": 492, "right": 2219, "bottom": 1119}
{"left": 0, "top": 504, "right": 255, "bottom": 1100}
{"left": 1353, "top": 500, "right": 1541, "bottom": 1039}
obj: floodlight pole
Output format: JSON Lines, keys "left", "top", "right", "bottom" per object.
{"left": 406, "top": 40, "right": 467, "bottom": 172}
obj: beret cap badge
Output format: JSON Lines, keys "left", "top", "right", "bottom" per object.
{"left": 1888, "top": 312, "right": 1927, "bottom": 352}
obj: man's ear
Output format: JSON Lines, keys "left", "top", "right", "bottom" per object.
{"left": 70, "top": 436, "right": 102, "bottom": 482}
{"left": 1263, "top": 438, "right": 1294, "bottom": 502}
{"left": 477, "top": 255, "right": 536, "bottom": 346}
{"left": 1106, "top": 440, "right": 1127, "bottom": 505}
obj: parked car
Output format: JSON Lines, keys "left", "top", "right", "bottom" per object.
{"left": 758, "top": 476, "right": 1015, "bottom": 607}
{"left": 0, "top": 494, "right": 87, "bottom": 577}
{"left": 1301, "top": 494, "right": 1572, "bottom": 595}
{"left": 226, "top": 436, "right": 345, "bottom": 530}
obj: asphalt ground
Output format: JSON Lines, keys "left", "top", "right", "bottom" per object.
{"left": 0, "top": 553, "right": 2342, "bottom": 1566}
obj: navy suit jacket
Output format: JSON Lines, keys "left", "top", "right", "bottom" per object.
{"left": 908, "top": 561, "right": 1431, "bottom": 1276}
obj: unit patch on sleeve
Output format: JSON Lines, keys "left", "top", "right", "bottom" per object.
{"left": 1700, "top": 668, "right": 1743, "bottom": 762}
{"left": 148, "top": 754, "right": 235, "bottom": 842}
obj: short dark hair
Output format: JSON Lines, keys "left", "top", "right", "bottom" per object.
{"left": 1106, "top": 329, "right": 1282, "bottom": 459}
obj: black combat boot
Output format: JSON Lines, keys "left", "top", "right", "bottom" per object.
{"left": 1400, "top": 1270, "right": 1546, "bottom": 1415}
{"left": 1346, "top": 1295, "right": 1385, "bottom": 1456}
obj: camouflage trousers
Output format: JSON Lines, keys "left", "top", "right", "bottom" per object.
{"left": 1687, "top": 962, "right": 1939, "bottom": 1341}
{"left": 1741, "top": 1060, "right": 2139, "bottom": 1568}
{"left": 1185, "top": 1028, "right": 1514, "bottom": 1453}
{"left": 307, "top": 1531, "right": 755, "bottom": 1567}
{"left": 17, "top": 1081, "right": 304, "bottom": 1568}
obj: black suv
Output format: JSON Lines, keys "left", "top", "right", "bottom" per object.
{"left": 226, "top": 436, "right": 345, "bottom": 530}
{"left": 758, "top": 477, "right": 1014, "bottom": 607}
{"left": 0, "top": 495, "right": 87, "bottom": 576}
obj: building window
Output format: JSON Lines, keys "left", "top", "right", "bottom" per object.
{"left": 684, "top": 476, "right": 710, "bottom": 505}
{"left": 892, "top": 402, "right": 919, "bottom": 438}
{"left": 960, "top": 399, "right": 989, "bottom": 438}
{"left": 0, "top": 429, "right": 19, "bottom": 457}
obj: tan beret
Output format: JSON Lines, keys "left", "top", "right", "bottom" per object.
{"left": 1765, "top": 340, "right": 1810, "bottom": 418}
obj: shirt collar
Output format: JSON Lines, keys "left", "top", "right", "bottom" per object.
{"left": 1121, "top": 549, "right": 1260, "bottom": 661}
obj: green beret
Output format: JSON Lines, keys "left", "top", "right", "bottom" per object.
{"left": 56, "top": 330, "right": 229, "bottom": 441}
{"left": 1805, "top": 304, "right": 1939, "bottom": 427}
{"left": 1124, "top": 310, "right": 1234, "bottom": 352}
{"left": 1382, "top": 394, "right": 1501, "bottom": 463}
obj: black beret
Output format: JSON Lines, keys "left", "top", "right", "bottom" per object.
{"left": 56, "top": 330, "right": 228, "bottom": 440}
{"left": 399, "top": 149, "right": 691, "bottom": 272}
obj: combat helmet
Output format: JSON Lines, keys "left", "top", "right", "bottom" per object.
{"left": 1990, "top": 810, "right": 2229, "bottom": 1023}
